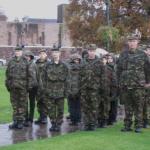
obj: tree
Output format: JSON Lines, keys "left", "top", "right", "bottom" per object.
{"left": 66, "top": 0, "right": 150, "bottom": 52}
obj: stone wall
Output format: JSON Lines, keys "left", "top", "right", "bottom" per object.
{"left": 0, "top": 16, "right": 72, "bottom": 47}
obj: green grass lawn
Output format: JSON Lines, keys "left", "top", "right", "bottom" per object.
{"left": 0, "top": 67, "right": 12, "bottom": 123}
{"left": 0, "top": 123, "right": 150, "bottom": 150}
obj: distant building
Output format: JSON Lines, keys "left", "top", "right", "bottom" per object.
{"left": 57, "top": 4, "right": 68, "bottom": 23}
{"left": 0, "top": 4, "right": 72, "bottom": 47}
{"left": 22, "top": 17, "right": 57, "bottom": 24}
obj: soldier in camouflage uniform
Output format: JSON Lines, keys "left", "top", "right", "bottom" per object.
{"left": 117, "top": 34, "right": 150, "bottom": 133}
{"left": 80, "top": 44, "right": 105, "bottom": 131}
{"left": 42, "top": 47, "right": 68, "bottom": 132}
{"left": 97, "top": 55, "right": 112, "bottom": 128}
{"left": 34, "top": 49, "right": 49, "bottom": 124}
{"left": 142, "top": 45, "right": 150, "bottom": 128}
{"left": 67, "top": 54, "right": 82, "bottom": 125}
{"left": 5, "top": 46, "right": 29, "bottom": 129}
{"left": 23, "top": 50, "right": 38, "bottom": 126}
{"left": 105, "top": 54, "right": 118, "bottom": 125}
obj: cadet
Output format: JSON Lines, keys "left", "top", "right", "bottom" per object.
{"left": 142, "top": 45, "right": 150, "bottom": 128}
{"left": 42, "top": 46, "right": 68, "bottom": 132}
{"left": 117, "top": 34, "right": 150, "bottom": 133}
{"left": 34, "top": 49, "right": 49, "bottom": 124}
{"left": 105, "top": 53, "right": 118, "bottom": 125}
{"left": 67, "top": 53, "right": 82, "bottom": 125}
{"left": 23, "top": 50, "right": 38, "bottom": 126}
{"left": 5, "top": 46, "right": 29, "bottom": 129}
{"left": 97, "top": 55, "right": 111, "bottom": 128}
{"left": 80, "top": 44, "right": 105, "bottom": 131}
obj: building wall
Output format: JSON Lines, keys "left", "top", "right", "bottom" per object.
{"left": 0, "top": 20, "right": 8, "bottom": 45}
{"left": 0, "top": 15, "right": 72, "bottom": 47}
{"left": 44, "top": 23, "right": 60, "bottom": 46}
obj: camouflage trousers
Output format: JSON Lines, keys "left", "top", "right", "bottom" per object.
{"left": 46, "top": 97, "right": 64, "bottom": 126}
{"left": 10, "top": 88, "right": 28, "bottom": 122}
{"left": 123, "top": 89, "right": 145, "bottom": 128}
{"left": 36, "top": 89, "right": 47, "bottom": 119}
{"left": 143, "top": 95, "right": 150, "bottom": 125}
{"left": 68, "top": 94, "right": 81, "bottom": 123}
{"left": 25, "top": 87, "right": 37, "bottom": 122}
{"left": 97, "top": 96, "right": 110, "bottom": 123}
{"left": 108, "top": 98, "right": 118, "bottom": 123}
{"left": 80, "top": 89, "right": 99, "bottom": 127}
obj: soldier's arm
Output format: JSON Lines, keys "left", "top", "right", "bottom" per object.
{"left": 27, "top": 62, "right": 38, "bottom": 90}
{"left": 144, "top": 54, "right": 150, "bottom": 85}
{"left": 5, "top": 60, "right": 11, "bottom": 91}
{"left": 64, "top": 62, "right": 70, "bottom": 98}
{"left": 116, "top": 55, "right": 124, "bottom": 86}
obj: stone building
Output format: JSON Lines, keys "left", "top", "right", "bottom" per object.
{"left": 0, "top": 4, "right": 72, "bottom": 47}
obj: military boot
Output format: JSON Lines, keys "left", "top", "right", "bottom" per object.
{"left": 101, "top": 119, "right": 107, "bottom": 128}
{"left": 40, "top": 117, "right": 47, "bottom": 124}
{"left": 55, "top": 125, "right": 61, "bottom": 132}
{"left": 143, "top": 120, "right": 150, "bottom": 128}
{"left": 16, "top": 121, "right": 24, "bottom": 129}
{"left": 135, "top": 128, "right": 142, "bottom": 133}
{"left": 121, "top": 127, "right": 133, "bottom": 132}
{"left": 9, "top": 121, "right": 18, "bottom": 129}
{"left": 82, "top": 124, "right": 91, "bottom": 131}
{"left": 89, "top": 124, "right": 96, "bottom": 131}
{"left": 49, "top": 122, "right": 56, "bottom": 132}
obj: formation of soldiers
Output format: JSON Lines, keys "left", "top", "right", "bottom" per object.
{"left": 5, "top": 33, "right": 150, "bottom": 133}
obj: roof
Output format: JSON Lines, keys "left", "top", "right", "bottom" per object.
{"left": 22, "top": 17, "right": 57, "bottom": 24}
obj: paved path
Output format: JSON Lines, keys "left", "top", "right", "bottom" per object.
{"left": 0, "top": 118, "right": 80, "bottom": 147}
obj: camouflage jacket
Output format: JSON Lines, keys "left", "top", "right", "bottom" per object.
{"left": 66, "top": 61, "right": 81, "bottom": 96}
{"left": 79, "top": 57, "right": 105, "bottom": 91}
{"left": 28, "top": 60, "right": 38, "bottom": 89}
{"left": 36, "top": 58, "right": 49, "bottom": 89}
{"left": 42, "top": 60, "right": 68, "bottom": 99}
{"left": 117, "top": 49, "right": 150, "bottom": 89}
{"left": 102, "top": 64, "right": 116, "bottom": 96}
{"left": 5, "top": 56, "right": 29, "bottom": 91}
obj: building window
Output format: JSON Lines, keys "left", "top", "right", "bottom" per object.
{"left": 8, "top": 32, "right": 12, "bottom": 45}
{"left": 41, "top": 32, "right": 45, "bottom": 45}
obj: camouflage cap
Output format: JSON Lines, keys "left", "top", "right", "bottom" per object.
{"left": 23, "top": 50, "right": 34, "bottom": 57}
{"left": 87, "top": 44, "right": 97, "bottom": 50}
{"left": 15, "top": 45, "right": 23, "bottom": 51}
{"left": 38, "top": 49, "right": 47, "bottom": 53}
{"left": 126, "top": 33, "right": 140, "bottom": 41}
{"left": 70, "top": 53, "right": 81, "bottom": 60}
{"left": 51, "top": 44, "right": 60, "bottom": 52}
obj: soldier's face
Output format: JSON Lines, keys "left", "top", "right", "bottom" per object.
{"left": 52, "top": 51, "right": 61, "bottom": 60}
{"left": 128, "top": 39, "right": 139, "bottom": 49}
{"left": 88, "top": 50, "right": 96, "bottom": 58}
{"left": 25, "top": 56, "right": 31, "bottom": 61}
{"left": 39, "top": 52, "right": 47, "bottom": 60}
{"left": 15, "top": 50, "right": 22, "bottom": 57}
{"left": 74, "top": 59, "right": 80, "bottom": 64}
{"left": 102, "top": 58, "right": 107, "bottom": 65}
{"left": 107, "top": 56, "right": 113, "bottom": 63}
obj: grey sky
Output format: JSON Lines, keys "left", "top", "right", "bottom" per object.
{"left": 0, "top": 0, "right": 69, "bottom": 21}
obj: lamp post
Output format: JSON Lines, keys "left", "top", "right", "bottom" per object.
{"left": 105, "top": 0, "right": 111, "bottom": 51}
